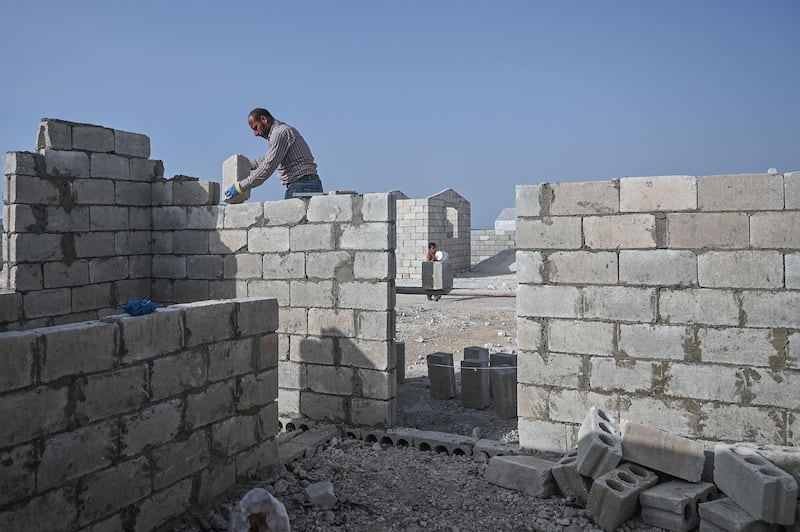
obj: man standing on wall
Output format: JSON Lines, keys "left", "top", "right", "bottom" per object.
{"left": 224, "top": 108, "right": 324, "bottom": 202}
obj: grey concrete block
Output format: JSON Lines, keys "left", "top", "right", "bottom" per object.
{"left": 413, "top": 430, "right": 476, "bottom": 456}
{"left": 549, "top": 180, "right": 619, "bottom": 215}
{"left": 751, "top": 212, "right": 800, "bottom": 249}
{"left": 36, "top": 119, "right": 72, "bottom": 150}
{"left": 173, "top": 179, "right": 219, "bottom": 205}
{"left": 586, "top": 462, "right": 659, "bottom": 532}
{"left": 307, "top": 365, "right": 354, "bottom": 395}
{"left": 551, "top": 448, "right": 592, "bottom": 505}
{"left": 40, "top": 321, "right": 118, "bottom": 382}
{"left": 0, "top": 488, "right": 76, "bottom": 532}
{"left": 395, "top": 341, "right": 405, "bottom": 384}
{"left": 639, "top": 480, "right": 717, "bottom": 532}
{"left": 44, "top": 149, "right": 90, "bottom": 177}
{"left": 422, "top": 260, "right": 453, "bottom": 290}
{"left": 0, "top": 330, "right": 36, "bottom": 393}
{"left": 209, "top": 339, "right": 256, "bottom": 382}
{"left": 516, "top": 217, "right": 582, "bottom": 249}
{"left": 307, "top": 194, "right": 353, "bottom": 222}
{"left": 75, "top": 366, "right": 149, "bottom": 423}
{"left": 91, "top": 152, "right": 129, "bottom": 179}
{"left": 516, "top": 184, "right": 542, "bottom": 217}
{"left": 427, "top": 352, "right": 456, "bottom": 399}
{"left": 698, "top": 497, "right": 782, "bottom": 532}
{"left": 186, "top": 381, "right": 236, "bottom": 428}
{"left": 0, "top": 444, "right": 36, "bottom": 507}
{"left": 79, "top": 457, "right": 152, "bottom": 526}
{"left": 263, "top": 198, "right": 305, "bottom": 225}
{"left": 134, "top": 478, "right": 192, "bottom": 532}
{"left": 354, "top": 251, "right": 393, "bottom": 280}
{"left": 484, "top": 455, "right": 558, "bottom": 497}
{"left": 129, "top": 158, "right": 164, "bottom": 182}
{"left": 491, "top": 366, "right": 517, "bottom": 420}
{"left": 211, "top": 415, "right": 258, "bottom": 455}
{"left": 24, "top": 288, "right": 71, "bottom": 318}
{"left": 698, "top": 250, "right": 783, "bottom": 289}
{"left": 8, "top": 175, "right": 60, "bottom": 206}
{"left": 306, "top": 250, "right": 351, "bottom": 278}
{"left": 461, "top": 357, "right": 490, "bottom": 409}
{"left": 620, "top": 175, "right": 696, "bottom": 212}
{"left": 72, "top": 123, "right": 114, "bottom": 152}
{"left": 350, "top": 397, "right": 396, "bottom": 427}
{"left": 113, "top": 129, "right": 150, "bottom": 158}
{"left": 576, "top": 406, "right": 622, "bottom": 480}
{"left": 340, "top": 222, "right": 394, "bottom": 250}
{"left": 546, "top": 250, "right": 618, "bottom": 284}
{"left": 4, "top": 151, "right": 44, "bottom": 176}
{"left": 698, "top": 173, "right": 784, "bottom": 211}
{"left": 620, "top": 419, "right": 705, "bottom": 481}
{"left": 289, "top": 223, "right": 334, "bottom": 250}
{"left": 38, "top": 423, "right": 114, "bottom": 490}
{"left": 619, "top": 249, "right": 697, "bottom": 286}
{"left": 713, "top": 443, "right": 797, "bottom": 525}
{"left": 667, "top": 212, "right": 749, "bottom": 249}
{"left": 362, "top": 192, "right": 395, "bottom": 221}
{"left": 473, "top": 439, "right": 526, "bottom": 463}
{"left": 584, "top": 214, "right": 656, "bottom": 249}
{"left": 517, "top": 284, "right": 581, "bottom": 319}
{"left": 121, "top": 399, "right": 182, "bottom": 456}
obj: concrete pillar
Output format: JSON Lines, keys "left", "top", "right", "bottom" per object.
{"left": 491, "top": 367, "right": 517, "bottom": 420}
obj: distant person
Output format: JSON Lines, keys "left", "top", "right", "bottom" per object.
{"left": 224, "top": 108, "right": 323, "bottom": 202}
{"left": 427, "top": 242, "right": 438, "bottom": 261}
{"left": 427, "top": 242, "right": 448, "bottom": 262}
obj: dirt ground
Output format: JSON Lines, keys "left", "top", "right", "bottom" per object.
{"left": 395, "top": 269, "right": 520, "bottom": 443}
{"left": 164, "top": 256, "right": 670, "bottom": 531}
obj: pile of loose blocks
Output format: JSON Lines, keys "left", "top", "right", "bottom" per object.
{"left": 485, "top": 406, "right": 799, "bottom": 531}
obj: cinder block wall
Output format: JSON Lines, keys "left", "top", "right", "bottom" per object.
{"left": 516, "top": 173, "right": 800, "bottom": 453}
{"left": 1, "top": 118, "right": 197, "bottom": 329}
{"left": 149, "top": 192, "right": 398, "bottom": 427}
{"left": 471, "top": 229, "right": 515, "bottom": 265}
{"left": 0, "top": 297, "right": 280, "bottom": 531}
{"left": 395, "top": 188, "right": 470, "bottom": 280}
{"left": 2, "top": 118, "right": 398, "bottom": 428}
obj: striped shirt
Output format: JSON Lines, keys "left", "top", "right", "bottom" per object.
{"left": 240, "top": 119, "right": 319, "bottom": 189}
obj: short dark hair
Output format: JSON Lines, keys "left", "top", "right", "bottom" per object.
{"left": 248, "top": 108, "right": 274, "bottom": 121}
{"left": 428, "top": 242, "right": 436, "bottom": 248}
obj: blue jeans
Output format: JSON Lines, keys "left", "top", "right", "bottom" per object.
{"left": 285, "top": 176, "right": 323, "bottom": 199}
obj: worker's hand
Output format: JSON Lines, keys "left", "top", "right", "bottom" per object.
{"left": 224, "top": 182, "right": 243, "bottom": 202}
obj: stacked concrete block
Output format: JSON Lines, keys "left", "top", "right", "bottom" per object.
{"left": 620, "top": 419, "right": 705, "bottom": 481}
{"left": 639, "top": 480, "right": 716, "bottom": 532}
{"left": 576, "top": 406, "right": 623, "bottom": 479}
{"left": 0, "top": 297, "right": 279, "bottom": 532}
{"left": 484, "top": 455, "right": 559, "bottom": 497}
{"left": 461, "top": 347, "right": 490, "bottom": 409}
{"left": 515, "top": 170, "right": 800, "bottom": 454}
{"left": 586, "top": 462, "right": 659, "bottom": 531}
{"left": 713, "top": 443, "right": 797, "bottom": 525}
{"left": 427, "top": 352, "right": 456, "bottom": 399}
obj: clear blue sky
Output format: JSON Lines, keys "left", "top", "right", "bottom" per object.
{"left": 2, "top": 1, "right": 799, "bottom": 229}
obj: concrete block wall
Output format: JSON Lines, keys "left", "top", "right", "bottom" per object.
{"left": 395, "top": 188, "right": 470, "bottom": 280}
{"left": 3, "top": 119, "right": 398, "bottom": 428}
{"left": 471, "top": 229, "right": 515, "bottom": 265}
{"left": 0, "top": 297, "right": 280, "bottom": 531}
{"left": 1, "top": 118, "right": 219, "bottom": 330}
{"left": 515, "top": 173, "right": 800, "bottom": 453}
{"left": 150, "top": 191, "right": 398, "bottom": 427}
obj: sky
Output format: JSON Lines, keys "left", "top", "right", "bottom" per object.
{"left": 1, "top": 1, "right": 799, "bottom": 229}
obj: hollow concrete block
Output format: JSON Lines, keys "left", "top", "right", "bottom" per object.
{"left": 460, "top": 357, "right": 490, "bottom": 409}
{"left": 698, "top": 497, "right": 783, "bottom": 532}
{"left": 491, "top": 367, "right": 517, "bottom": 420}
{"left": 484, "top": 455, "right": 558, "bottom": 498}
{"left": 713, "top": 443, "right": 798, "bottom": 525}
{"left": 586, "top": 462, "right": 658, "bottom": 532}
{"left": 551, "top": 448, "right": 592, "bottom": 505}
{"left": 422, "top": 261, "right": 453, "bottom": 290}
{"left": 222, "top": 154, "right": 251, "bottom": 204}
{"left": 639, "top": 480, "right": 717, "bottom": 532}
{"left": 576, "top": 406, "right": 622, "bottom": 480}
{"left": 620, "top": 418, "right": 705, "bottom": 482}
{"left": 426, "top": 352, "right": 456, "bottom": 399}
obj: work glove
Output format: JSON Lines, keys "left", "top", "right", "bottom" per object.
{"left": 224, "top": 182, "right": 243, "bottom": 202}
{"left": 123, "top": 299, "right": 157, "bottom": 316}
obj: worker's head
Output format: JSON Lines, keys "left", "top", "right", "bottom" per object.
{"left": 248, "top": 108, "right": 274, "bottom": 138}
{"left": 428, "top": 242, "right": 437, "bottom": 251}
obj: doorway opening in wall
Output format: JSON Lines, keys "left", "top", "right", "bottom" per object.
{"left": 394, "top": 249, "right": 519, "bottom": 443}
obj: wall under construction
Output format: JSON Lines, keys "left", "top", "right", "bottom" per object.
{"left": 515, "top": 174, "right": 800, "bottom": 452}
